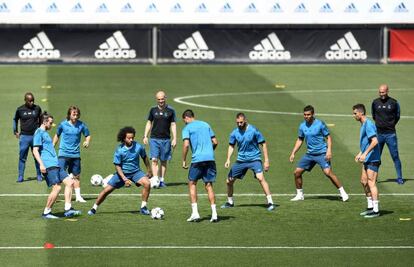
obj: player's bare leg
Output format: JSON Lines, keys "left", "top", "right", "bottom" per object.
{"left": 291, "top": 168, "right": 305, "bottom": 201}
{"left": 187, "top": 180, "right": 200, "bottom": 222}
{"left": 205, "top": 182, "right": 218, "bottom": 222}
{"left": 256, "top": 173, "right": 274, "bottom": 211}
{"left": 323, "top": 168, "right": 349, "bottom": 201}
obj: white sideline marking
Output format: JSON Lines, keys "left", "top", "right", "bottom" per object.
{"left": 1, "top": 245, "right": 413, "bottom": 250}
{"left": 0, "top": 193, "right": 413, "bottom": 197}
{"left": 173, "top": 88, "right": 414, "bottom": 119}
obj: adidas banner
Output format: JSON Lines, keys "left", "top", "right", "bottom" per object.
{"left": 0, "top": 28, "right": 151, "bottom": 62}
{"left": 158, "top": 28, "right": 382, "bottom": 63}
{"left": 389, "top": 29, "right": 414, "bottom": 62}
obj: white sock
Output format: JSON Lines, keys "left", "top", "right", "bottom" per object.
{"left": 297, "top": 189, "right": 304, "bottom": 195}
{"left": 159, "top": 176, "right": 164, "bottom": 182}
{"left": 191, "top": 203, "right": 198, "bottom": 215}
{"left": 153, "top": 176, "right": 158, "bottom": 180}
{"left": 141, "top": 201, "right": 147, "bottom": 208}
{"left": 338, "top": 187, "right": 346, "bottom": 195}
{"left": 373, "top": 200, "right": 379, "bottom": 213}
{"left": 227, "top": 197, "right": 234, "bottom": 204}
{"left": 266, "top": 195, "right": 273, "bottom": 205}
{"left": 43, "top": 207, "right": 52, "bottom": 214}
{"left": 75, "top": 188, "right": 81, "bottom": 198}
{"left": 93, "top": 204, "right": 98, "bottom": 210}
{"left": 211, "top": 204, "right": 217, "bottom": 217}
{"left": 367, "top": 197, "right": 373, "bottom": 209}
{"left": 64, "top": 203, "right": 72, "bottom": 211}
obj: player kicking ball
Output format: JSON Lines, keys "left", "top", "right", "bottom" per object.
{"left": 221, "top": 113, "right": 275, "bottom": 211}
{"left": 88, "top": 127, "right": 153, "bottom": 216}
{"left": 33, "top": 112, "right": 81, "bottom": 219}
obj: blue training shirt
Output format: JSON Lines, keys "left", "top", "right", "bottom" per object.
{"left": 360, "top": 119, "right": 381, "bottom": 163}
{"left": 182, "top": 120, "right": 215, "bottom": 163}
{"left": 113, "top": 141, "right": 147, "bottom": 174}
{"left": 298, "top": 118, "right": 329, "bottom": 155}
{"left": 56, "top": 120, "right": 90, "bottom": 158}
{"left": 33, "top": 128, "right": 59, "bottom": 168}
{"left": 229, "top": 124, "right": 265, "bottom": 162}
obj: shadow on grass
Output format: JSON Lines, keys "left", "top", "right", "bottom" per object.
{"left": 161, "top": 182, "right": 188, "bottom": 187}
{"left": 378, "top": 178, "right": 412, "bottom": 184}
{"left": 308, "top": 195, "right": 343, "bottom": 202}
{"left": 237, "top": 203, "right": 280, "bottom": 208}
{"left": 199, "top": 215, "right": 234, "bottom": 222}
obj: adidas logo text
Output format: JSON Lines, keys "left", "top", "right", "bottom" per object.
{"left": 325, "top": 32, "right": 367, "bottom": 60}
{"left": 95, "top": 31, "right": 136, "bottom": 59}
{"left": 249, "top": 33, "right": 290, "bottom": 60}
{"left": 173, "top": 31, "right": 214, "bottom": 60}
{"left": 18, "top": 31, "right": 60, "bottom": 59}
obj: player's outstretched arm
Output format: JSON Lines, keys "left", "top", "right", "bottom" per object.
{"left": 260, "top": 142, "right": 270, "bottom": 171}
{"left": 171, "top": 122, "right": 177, "bottom": 148}
{"left": 225, "top": 145, "right": 235, "bottom": 168}
{"left": 290, "top": 138, "right": 303, "bottom": 162}
{"left": 83, "top": 135, "right": 91, "bottom": 148}
{"left": 182, "top": 139, "right": 190, "bottom": 169}
{"left": 325, "top": 135, "right": 332, "bottom": 161}
{"left": 52, "top": 134, "right": 59, "bottom": 147}
{"left": 143, "top": 121, "right": 152, "bottom": 145}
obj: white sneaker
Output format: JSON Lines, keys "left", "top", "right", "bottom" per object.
{"left": 210, "top": 215, "right": 218, "bottom": 223}
{"left": 290, "top": 194, "right": 304, "bottom": 201}
{"left": 341, "top": 193, "right": 349, "bottom": 202}
{"left": 76, "top": 197, "right": 87, "bottom": 203}
{"left": 186, "top": 213, "right": 201, "bottom": 222}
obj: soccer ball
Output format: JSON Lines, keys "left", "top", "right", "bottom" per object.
{"left": 102, "top": 174, "right": 113, "bottom": 188}
{"left": 150, "top": 176, "right": 160, "bottom": 189}
{"left": 151, "top": 207, "right": 164, "bottom": 220}
{"left": 90, "top": 174, "right": 103, "bottom": 186}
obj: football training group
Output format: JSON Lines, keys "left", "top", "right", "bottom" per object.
{"left": 13, "top": 85, "right": 404, "bottom": 222}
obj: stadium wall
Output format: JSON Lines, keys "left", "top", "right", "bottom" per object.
{"left": 0, "top": 25, "right": 413, "bottom": 64}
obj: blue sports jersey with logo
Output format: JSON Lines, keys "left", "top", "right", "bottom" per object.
{"left": 229, "top": 124, "right": 265, "bottom": 162}
{"left": 113, "top": 141, "right": 146, "bottom": 174}
{"left": 360, "top": 119, "right": 381, "bottom": 163}
{"left": 56, "top": 120, "right": 90, "bottom": 158}
{"left": 33, "top": 128, "right": 59, "bottom": 168}
{"left": 182, "top": 120, "right": 215, "bottom": 163}
{"left": 298, "top": 118, "right": 329, "bottom": 155}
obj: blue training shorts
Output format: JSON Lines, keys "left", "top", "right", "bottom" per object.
{"left": 188, "top": 161, "right": 216, "bottom": 183}
{"left": 108, "top": 170, "right": 147, "bottom": 189}
{"left": 149, "top": 138, "right": 172, "bottom": 161}
{"left": 297, "top": 153, "right": 331, "bottom": 171}
{"left": 228, "top": 160, "right": 263, "bottom": 179}
{"left": 364, "top": 161, "right": 381, "bottom": 173}
{"left": 58, "top": 157, "right": 81, "bottom": 176}
{"left": 44, "top": 167, "right": 69, "bottom": 187}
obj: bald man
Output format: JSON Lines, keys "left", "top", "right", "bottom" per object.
{"left": 143, "top": 91, "right": 177, "bottom": 188}
{"left": 371, "top": 84, "right": 404, "bottom": 184}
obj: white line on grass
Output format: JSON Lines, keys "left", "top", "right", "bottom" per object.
{"left": 174, "top": 88, "right": 414, "bottom": 119}
{"left": 1, "top": 245, "right": 414, "bottom": 250}
{"left": 0, "top": 193, "right": 413, "bottom": 197}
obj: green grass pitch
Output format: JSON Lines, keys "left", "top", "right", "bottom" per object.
{"left": 0, "top": 64, "right": 413, "bottom": 266}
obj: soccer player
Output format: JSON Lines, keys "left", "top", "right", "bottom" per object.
{"left": 53, "top": 106, "right": 91, "bottom": 202}
{"left": 182, "top": 109, "right": 218, "bottom": 222}
{"left": 221, "top": 113, "right": 275, "bottom": 211}
{"left": 143, "top": 90, "right": 177, "bottom": 188}
{"left": 88, "top": 127, "right": 153, "bottom": 216}
{"left": 13, "top": 92, "right": 42, "bottom": 182}
{"left": 289, "top": 105, "right": 348, "bottom": 202}
{"left": 353, "top": 104, "right": 381, "bottom": 218}
{"left": 32, "top": 112, "right": 81, "bottom": 219}
{"left": 371, "top": 84, "right": 404, "bottom": 184}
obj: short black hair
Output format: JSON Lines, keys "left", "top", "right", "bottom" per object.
{"left": 236, "top": 112, "right": 246, "bottom": 119}
{"left": 303, "top": 105, "right": 314, "bottom": 113}
{"left": 66, "top": 105, "right": 81, "bottom": 120}
{"left": 41, "top": 111, "right": 53, "bottom": 123}
{"left": 24, "top": 92, "right": 34, "bottom": 101}
{"left": 182, "top": 109, "right": 194, "bottom": 119}
{"left": 117, "top": 126, "right": 136, "bottom": 142}
{"left": 352, "top": 104, "right": 366, "bottom": 115}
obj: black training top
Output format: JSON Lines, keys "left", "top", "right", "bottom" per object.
{"left": 13, "top": 104, "right": 42, "bottom": 135}
{"left": 371, "top": 96, "right": 400, "bottom": 134}
{"left": 147, "top": 105, "right": 176, "bottom": 139}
